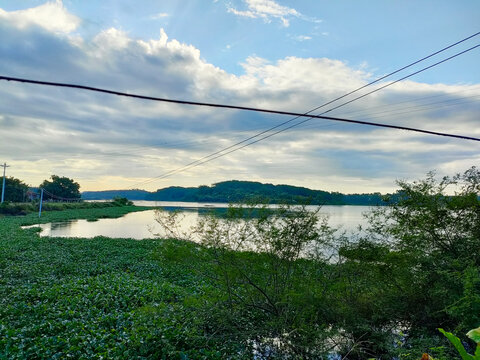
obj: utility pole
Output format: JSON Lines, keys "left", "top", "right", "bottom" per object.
{"left": 38, "top": 188, "right": 44, "bottom": 218}
{"left": 1, "top": 162, "right": 9, "bottom": 204}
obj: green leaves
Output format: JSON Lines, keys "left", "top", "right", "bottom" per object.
{"left": 467, "top": 327, "right": 480, "bottom": 344}
{"left": 179, "top": 203, "right": 338, "bottom": 357}
{"left": 0, "top": 209, "right": 228, "bottom": 359}
{"left": 0, "top": 176, "right": 29, "bottom": 202}
{"left": 2, "top": 167, "right": 479, "bottom": 359}
{"left": 438, "top": 328, "right": 475, "bottom": 360}
{"left": 39, "top": 175, "right": 81, "bottom": 200}
{"left": 439, "top": 327, "right": 480, "bottom": 360}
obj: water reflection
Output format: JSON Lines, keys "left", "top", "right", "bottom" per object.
{"left": 51, "top": 220, "right": 77, "bottom": 230}
{"left": 25, "top": 204, "right": 372, "bottom": 240}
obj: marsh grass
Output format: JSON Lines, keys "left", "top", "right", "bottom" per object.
{"left": 0, "top": 199, "right": 140, "bottom": 216}
{"left": 0, "top": 207, "right": 232, "bottom": 359}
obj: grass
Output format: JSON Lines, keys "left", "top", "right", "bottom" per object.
{"left": 0, "top": 204, "right": 465, "bottom": 359}
{"left": 0, "top": 199, "right": 143, "bottom": 216}
{"left": 18, "top": 205, "right": 153, "bottom": 225}
{"left": 0, "top": 206, "right": 230, "bottom": 359}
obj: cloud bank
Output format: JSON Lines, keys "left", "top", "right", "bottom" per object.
{"left": 0, "top": 2, "right": 478, "bottom": 193}
{"left": 0, "top": 0, "right": 80, "bottom": 33}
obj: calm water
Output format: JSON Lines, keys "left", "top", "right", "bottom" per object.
{"left": 26, "top": 202, "right": 372, "bottom": 240}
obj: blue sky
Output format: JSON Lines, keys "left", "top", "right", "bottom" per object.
{"left": 0, "top": 0, "right": 479, "bottom": 192}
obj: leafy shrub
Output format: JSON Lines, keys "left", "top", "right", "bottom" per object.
{"left": 0, "top": 202, "right": 36, "bottom": 215}
{"left": 156, "top": 203, "right": 342, "bottom": 358}
{"left": 112, "top": 197, "right": 133, "bottom": 206}
{"left": 436, "top": 327, "right": 480, "bottom": 360}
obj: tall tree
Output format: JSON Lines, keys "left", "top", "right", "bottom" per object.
{"left": 0, "top": 177, "right": 29, "bottom": 202}
{"left": 39, "top": 175, "right": 81, "bottom": 200}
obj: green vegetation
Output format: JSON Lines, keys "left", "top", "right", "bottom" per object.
{"left": 39, "top": 175, "right": 81, "bottom": 200}
{"left": 0, "top": 198, "right": 145, "bottom": 216}
{"left": 431, "top": 327, "right": 480, "bottom": 360}
{"left": 188, "top": 203, "right": 341, "bottom": 357}
{"left": 83, "top": 180, "right": 389, "bottom": 205}
{"left": 0, "top": 168, "right": 479, "bottom": 358}
{"left": 0, "top": 176, "right": 29, "bottom": 202}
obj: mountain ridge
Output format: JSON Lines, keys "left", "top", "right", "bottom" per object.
{"left": 82, "top": 180, "right": 389, "bottom": 206}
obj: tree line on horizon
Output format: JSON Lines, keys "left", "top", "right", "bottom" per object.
{"left": 151, "top": 167, "right": 480, "bottom": 358}
{"left": 0, "top": 175, "right": 80, "bottom": 202}
{"left": 83, "top": 180, "right": 396, "bottom": 206}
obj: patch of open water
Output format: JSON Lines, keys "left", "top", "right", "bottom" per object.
{"left": 24, "top": 202, "right": 372, "bottom": 240}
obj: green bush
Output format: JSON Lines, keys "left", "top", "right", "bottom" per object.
{"left": 112, "top": 197, "right": 134, "bottom": 206}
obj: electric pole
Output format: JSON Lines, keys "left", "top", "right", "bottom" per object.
{"left": 1, "top": 162, "right": 10, "bottom": 204}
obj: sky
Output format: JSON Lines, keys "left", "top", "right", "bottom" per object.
{"left": 0, "top": 0, "right": 479, "bottom": 194}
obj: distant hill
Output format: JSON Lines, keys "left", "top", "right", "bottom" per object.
{"left": 82, "top": 189, "right": 150, "bottom": 201}
{"left": 82, "top": 180, "right": 389, "bottom": 206}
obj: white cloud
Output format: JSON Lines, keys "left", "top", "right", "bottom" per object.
{"left": 293, "top": 35, "right": 312, "bottom": 41}
{"left": 239, "top": 56, "right": 370, "bottom": 98}
{"left": 0, "top": 0, "right": 80, "bottom": 33}
{"left": 228, "top": 0, "right": 300, "bottom": 27}
{"left": 93, "top": 28, "right": 131, "bottom": 50}
{"left": 150, "top": 12, "right": 169, "bottom": 20}
{"left": 0, "top": 4, "right": 478, "bottom": 193}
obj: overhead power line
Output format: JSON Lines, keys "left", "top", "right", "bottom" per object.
{"left": 0, "top": 42, "right": 478, "bottom": 137}
{"left": 128, "top": 33, "right": 480, "bottom": 187}
{"left": 334, "top": 88, "right": 480, "bottom": 118}
{"left": 1, "top": 33, "right": 479, "bottom": 188}
{"left": 46, "top": 86, "right": 479, "bottom": 164}
{"left": 3, "top": 72, "right": 479, "bottom": 143}
{"left": 132, "top": 103, "right": 480, "bottom": 188}
{"left": 290, "top": 31, "right": 480, "bottom": 117}
{"left": 41, "top": 188, "right": 81, "bottom": 202}
{"left": 129, "top": 38, "right": 480, "bottom": 187}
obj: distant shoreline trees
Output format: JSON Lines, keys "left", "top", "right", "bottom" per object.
{"left": 0, "top": 177, "right": 29, "bottom": 202}
{"left": 39, "top": 175, "right": 81, "bottom": 201}
{"left": 82, "top": 180, "right": 391, "bottom": 206}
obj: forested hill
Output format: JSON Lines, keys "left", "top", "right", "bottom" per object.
{"left": 82, "top": 180, "right": 388, "bottom": 206}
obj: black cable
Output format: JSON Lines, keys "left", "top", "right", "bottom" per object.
{"left": 3, "top": 70, "right": 478, "bottom": 144}
{"left": 1, "top": 35, "right": 479, "bottom": 188}
{"left": 0, "top": 44, "right": 479, "bottom": 140}
{"left": 130, "top": 43, "right": 480, "bottom": 187}
{"left": 42, "top": 87, "right": 480, "bottom": 162}
{"left": 132, "top": 102, "right": 480, "bottom": 187}
{"left": 322, "top": 44, "right": 480, "bottom": 115}
{"left": 41, "top": 188, "right": 80, "bottom": 202}
{"left": 2, "top": 32, "right": 479, "bottom": 163}
{"left": 334, "top": 86, "right": 480, "bottom": 117}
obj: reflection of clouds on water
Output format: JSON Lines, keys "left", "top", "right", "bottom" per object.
{"left": 23, "top": 203, "right": 372, "bottom": 241}
{"left": 51, "top": 220, "right": 77, "bottom": 231}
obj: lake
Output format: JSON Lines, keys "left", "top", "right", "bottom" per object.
{"left": 27, "top": 201, "right": 373, "bottom": 240}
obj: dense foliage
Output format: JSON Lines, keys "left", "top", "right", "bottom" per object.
{"left": 336, "top": 167, "right": 480, "bottom": 359}
{"left": 0, "top": 198, "right": 144, "bottom": 216}
{"left": 0, "top": 176, "right": 29, "bottom": 202}
{"left": 83, "top": 180, "right": 387, "bottom": 205}
{"left": 39, "top": 175, "right": 81, "bottom": 200}
{"left": 0, "top": 209, "right": 222, "bottom": 359}
{"left": 437, "top": 327, "right": 480, "bottom": 360}
{"left": 1, "top": 168, "right": 478, "bottom": 358}
{"left": 155, "top": 167, "right": 480, "bottom": 358}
